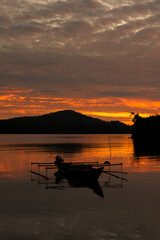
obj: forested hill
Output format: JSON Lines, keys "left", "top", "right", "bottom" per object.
{"left": 0, "top": 110, "right": 131, "bottom": 134}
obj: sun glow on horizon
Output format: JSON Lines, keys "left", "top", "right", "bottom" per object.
{"left": 82, "top": 111, "right": 152, "bottom": 125}
{"left": 0, "top": 89, "right": 159, "bottom": 124}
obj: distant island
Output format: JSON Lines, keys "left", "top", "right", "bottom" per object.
{"left": 0, "top": 110, "right": 131, "bottom": 134}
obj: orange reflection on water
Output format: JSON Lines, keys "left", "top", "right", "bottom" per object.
{"left": 0, "top": 144, "right": 50, "bottom": 179}
{"left": 0, "top": 134, "right": 159, "bottom": 180}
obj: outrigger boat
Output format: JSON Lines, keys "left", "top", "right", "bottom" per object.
{"left": 30, "top": 156, "right": 126, "bottom": 182}
{"left": 29, "top": 155, "right": 128, "bottom": 198}
{"left": 54, "top": 155, "right": 104, "bottom": 181}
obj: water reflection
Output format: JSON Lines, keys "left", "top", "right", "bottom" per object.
{"left": 51, "top": 170, "right": 104, "bottom": 198}
{"left": 0, "top": 143, "right": 101, "bottom": 153}
{"left": 0, "top": 134, "right": 160, "bottom": 179}
{"left": 30, "top": 168, "right": 126, "bottom": 198}
{"left": 0, "top": 135, "right": 160, "bottom": 240}
{"left": 133, "top": 139, "right": 160, "bottom": 158}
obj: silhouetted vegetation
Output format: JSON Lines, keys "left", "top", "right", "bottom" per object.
{"left": 131, "top": 113, "right": 160, "bottom": 140}
{"left": 0, "top": 110, "right": 131, "bottom": 134}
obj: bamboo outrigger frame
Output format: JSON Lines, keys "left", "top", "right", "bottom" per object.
{"left": 29, "top": 158, "right": 128, "bottom": 198}
{"left": 29, "top": 159, "right": 128, "bottom": 182}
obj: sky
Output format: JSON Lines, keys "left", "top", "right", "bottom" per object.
{"left": 0, "top": 0, "right": 160, "bottom": 124}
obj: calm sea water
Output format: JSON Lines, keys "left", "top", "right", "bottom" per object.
{"left": 0, "top": 134, "right": 160, "bottom": 240}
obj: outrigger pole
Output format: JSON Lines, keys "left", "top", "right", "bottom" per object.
{"left": 29, "top": 170, "right": 49, "bottom": 180}
{"left": 30, "top": 162, "right": 55, "bottom": 180}
{"left": 103, "top": 170, "right": 128, "bottom": 181}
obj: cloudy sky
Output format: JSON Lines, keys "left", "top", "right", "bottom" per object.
{"left": 0, "top": 0, "right": 160, "bottom": 124}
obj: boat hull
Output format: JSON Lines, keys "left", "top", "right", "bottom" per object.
{"left": 57, "top": 164, "right": 104, "bottom": 181}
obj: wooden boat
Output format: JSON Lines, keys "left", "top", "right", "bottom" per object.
{"left": 54, "top": 155, "right": 104, "bottom": 181}
{"left": 29, "top": 156, "right": 127, "bottom": 198}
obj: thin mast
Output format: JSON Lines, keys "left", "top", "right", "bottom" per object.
{"left": 109, "top": 137, "right": 111, "bottom": 162}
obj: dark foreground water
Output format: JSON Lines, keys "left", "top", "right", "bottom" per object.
{"left": 0, "top": 134, "right": 160, "bottom": 240}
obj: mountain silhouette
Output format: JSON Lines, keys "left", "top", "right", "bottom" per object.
{"left": 0, "top": 110, "right": 131, "bottom": 134}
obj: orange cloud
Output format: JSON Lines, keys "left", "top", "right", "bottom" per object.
{"left": 121, "top": 98, "right": 160, "bottom": 111}
{"left": 0, "top": 88, "right": 159, "bottom": 124}
{"left": 0, "top": 94, "right": 15, "bottom": 101}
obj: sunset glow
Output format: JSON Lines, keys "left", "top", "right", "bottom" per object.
{"left": 0, "top": 0, "right": 160, "bottom": 124}
{"left": 0, "top": 87, "right": 159, "bottom": 124}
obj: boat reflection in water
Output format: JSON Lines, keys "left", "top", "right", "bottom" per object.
{"left": 51, "top": 170, "right": 104, "bottom": 198}
{"left": 30, "top": 156, "right": 127, "bottom": 198}
{"left": 31, "top": 170, "right": 127, "bottom": 198}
